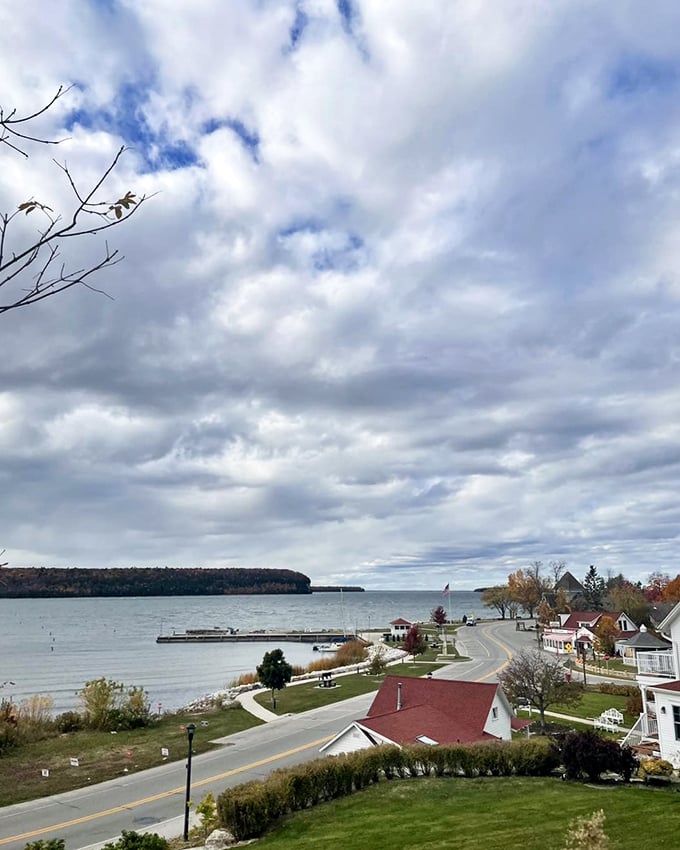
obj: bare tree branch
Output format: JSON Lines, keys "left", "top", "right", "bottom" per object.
{"left": 0, "top": 87, "right": 150, "bottom": 314}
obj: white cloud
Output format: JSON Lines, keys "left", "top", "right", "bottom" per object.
{"left": 2, "top": 1, "right": 680, "bottom": 589}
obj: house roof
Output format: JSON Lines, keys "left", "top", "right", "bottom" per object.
{"left": 658, "top": 601, "right": 680, "bottom": 635}
{"left": 653, "top": 681, "right": 680, "bottom": 693}
{"left": 321, "top": 676, "right": 519, "bottom": 755}
{"left": 560, "top": 611, "right": 627, "bottom": 631}
{"left": 555, "top": 571, "right": 585, "bottom": 593}
{"left": 649, "top": 602, "right": 675, "bottom": 630}
{"left": 359, "top": 703, "right": 496, "bottom": 746}
{"left": 390, "top": 618, "right": 412, "bottom": 626}
{"left": 363, "top": 676, "right": 502, "bottom": 747}
{"left": 621, "top": 630, "right": 671, "bottom": 649}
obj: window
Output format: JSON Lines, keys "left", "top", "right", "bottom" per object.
{"left": 492, "top": 706, "right": 498, "bottom": 721}
{"left": 673, "top": 705, "right": 680, "bottom": 741}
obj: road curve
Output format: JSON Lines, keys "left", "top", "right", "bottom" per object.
{"left": 0, "top": 620, "right": 534, "bottom": 850}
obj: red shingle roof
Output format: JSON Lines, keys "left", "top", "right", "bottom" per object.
{"left": 361, "top": 676, "right": 501, "bottom": 746}
{"left": 390, "top": 618, "right": 412, "bottom": 626}
{"left": 654, "top": 681, "right": 680, "bottom": 692}
{"left": 560, "top": 611, "right": 623, "bottom": 631}
{"left": 360, "top": 704, "right": 496, "bottom": 746}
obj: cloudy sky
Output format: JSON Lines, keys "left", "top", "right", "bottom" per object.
{"left": 2, "top": 1, "right": 680, "bottom": 590}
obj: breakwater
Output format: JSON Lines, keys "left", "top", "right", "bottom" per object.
{"left": 156, "top": 629, "right": 354, "bottom": 644}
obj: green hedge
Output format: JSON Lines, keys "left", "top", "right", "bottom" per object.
{"left": 216, "top": 739, "right": 559, "bottom": 840}
{"left": 598, "top": 682, "right": 639, "bottom": 697}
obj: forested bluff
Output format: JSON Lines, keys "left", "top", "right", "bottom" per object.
{"left": 0, "top": 567, "right": 313, "bottom": 598}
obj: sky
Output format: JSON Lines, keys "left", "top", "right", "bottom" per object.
{"left": 1, "top": 1, "right": 680, "bottom": 590}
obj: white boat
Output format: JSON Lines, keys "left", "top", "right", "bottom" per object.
{"left": 313, "top": 642, "right": 342, "bottom": 652}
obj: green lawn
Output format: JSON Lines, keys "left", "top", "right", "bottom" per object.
{"left": 551, "top": 688, "right": 636, "bottom": 726}
{"left": 255, "top": 662, "right": 447, "bottom": 714}
{"left": 255, "top": 776, "right": 679, "bottom": 850}
{"left": 0, "top": 704, "right": 262, "bottom": 807}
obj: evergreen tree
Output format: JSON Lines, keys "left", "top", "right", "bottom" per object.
{"left": 256, "top": 649, "right": 293, "bottom": 708}
{"left": 583, "top": 565, "right": 605, "bottom": 610}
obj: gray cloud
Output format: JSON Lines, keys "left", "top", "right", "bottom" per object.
{"left": 2, "top": 1, "right": 680, "bottom": 588}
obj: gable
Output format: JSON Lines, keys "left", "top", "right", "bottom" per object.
{"left": 555, "top": 571, "right": 585, "bottom": 593}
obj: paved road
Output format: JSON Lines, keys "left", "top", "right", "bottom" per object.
{"left": 0, "top": 620, "right": 537, "bottom": 850}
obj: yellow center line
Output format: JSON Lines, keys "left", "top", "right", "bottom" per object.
{"left": 475, "top": 624, "right": 514, "bottom": 682}
{"left": 0, "top": 736, "right": 333, "bottom": 846}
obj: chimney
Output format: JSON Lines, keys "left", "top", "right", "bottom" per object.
{"left": 397, "top": 682, "right": 402, "bottom": 711}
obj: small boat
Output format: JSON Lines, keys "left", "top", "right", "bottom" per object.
{"left": 312, "top": 642, "right": 342, "bottom": 652}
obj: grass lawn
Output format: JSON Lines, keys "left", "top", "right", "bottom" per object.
{"left": 551, "top": 688, "right": 636, "bottom": 726}
{"left": 255, "top": 776, "right": 680, "bottom": 850}
{"left": 0, "top": 704, "right": 262, "bottom": 807}
{"left": 255, "top": 662, "right": 447, "bottom": 715}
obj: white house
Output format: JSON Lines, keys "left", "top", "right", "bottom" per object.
{"left": 320, "top": 676, "right": 523, "bottom": 757}
{"left": 542, "top": 610, "right": 637, "bottom": 656}
{"left": 389, "top": 618, "right": 412, "bottom": 640}
{"left": 624, "top": 601, "right": 680, "bottom": 767}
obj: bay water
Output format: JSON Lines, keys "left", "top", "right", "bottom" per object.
{"left": 0, "top": 590, "right": 482, "bottom": 714}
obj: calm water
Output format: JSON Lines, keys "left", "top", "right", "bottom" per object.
{"left": 0, "top": 590, "right": 481, "bottom": 713}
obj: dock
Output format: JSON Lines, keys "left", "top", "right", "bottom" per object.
{"left": 156, "top": 628, "right": 354, "bottom": 644}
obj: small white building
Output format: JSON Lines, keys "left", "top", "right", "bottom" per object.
{"left": 389, "top": 618, "right": 412, "bottom": 640}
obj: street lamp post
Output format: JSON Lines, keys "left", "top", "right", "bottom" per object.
{"left": 580, "top": 647, "right": 587, "bottom": 687}
{"left": 183, "top": 722, "right": 196, "bottom": 841}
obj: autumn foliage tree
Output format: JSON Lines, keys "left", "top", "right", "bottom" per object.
{"left": 0, "top": 86, "right": 146, "bottom": 314}
{"left": 593, "top": 615, "right": 619, "bottom": 656}
{"left": 662, "top": 574, "right": 680, "bottom": 603}
{"left": 644, "top": 571, "right": 669, "bottom": 602}
{"left": 430, "top": 605, "right": 447, "bottom": 625}
{"left": 402, "top": 624, "right": 427, "bottom": 660}
{"left": 508, "top": 566, "right": 548, "bottom": 618}
{"left": 481, "top": 585, "right": 514, "bottom": 619}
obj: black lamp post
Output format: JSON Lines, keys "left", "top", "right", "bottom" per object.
{"left": 580, "top": 647, "right": 587, "bottom": 687}
{"left": 183, "top": 722, "right": 196, "bottom": 840}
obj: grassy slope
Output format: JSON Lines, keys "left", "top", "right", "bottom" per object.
{"left": 0, "top": 705, "right": 261, "bottom": 807}
{"left": 256, "top": 777, "right": 679, "bottom": 850}
{"left": 254, "top": 662, "right": 448, "bottom": 714}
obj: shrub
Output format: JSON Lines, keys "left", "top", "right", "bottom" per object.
{"left": 55, "top": 710, "right": 84, "bottom": 734}
{"left": 101, "top": 830, "right": 168, "bottom": 850}
{"left": 77, "top": 679, "right": 151, "bottom": 731}
{"left": 305, "top": 656, "right": 339, "bottom": 673}
{"left": 562, "top": 810, "right": 611, "bottom": 850}
{"left": 367, "top": 645, "right": 388, "bottom": 675}
{"left": 217, "top": 739, "right": 558, "bottom": 840}
{"left": 228, "top": 671, "right": 259, "bottom": 687}
{"left": 639, "top": 758, "right": 674, "bottom": 783}
{"left": 625, "top": 691, "right": 642, "bottom": 716}
{"left": 24, "top": 841, "right": 65, "bottom": 850}
{"left": 0, "top": 721, "right": 19, "bottom": 757}
{"left": 334, "top": 640, "right": 369, "bottom": 666}
{"left": 597, "top": 683, "right": 639, "bottom": 697}
{"left": 557, "top": 730, "right": 636, "bottom": 782}
{"left": 191, "top": 792, "right": 219, "bottom": 840}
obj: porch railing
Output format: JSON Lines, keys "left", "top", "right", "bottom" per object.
{"left": 636, "top": 651, "right": 675, "bottom": 678}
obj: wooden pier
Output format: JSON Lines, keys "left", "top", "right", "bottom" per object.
{"left": 156, "top": 628, "right": 353, "bottom": 644}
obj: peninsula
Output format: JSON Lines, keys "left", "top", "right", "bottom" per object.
{"left": 0, "top": 566, "right": 312, "bottom": 598}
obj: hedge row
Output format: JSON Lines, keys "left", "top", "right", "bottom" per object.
{"left": 216, "top": 739, "right": 559, "bottom": 840}
{"left": 598, "top": 682, "right": 639, "bottom": 697}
